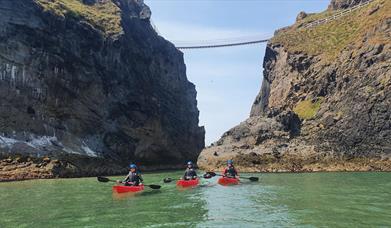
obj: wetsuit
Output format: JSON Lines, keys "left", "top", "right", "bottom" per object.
{"left": 183, "top": 167, "right": 197, "bottom": 180}
{"left": 223, "top": 166, "right": 238, "bottom": 178}
{"left": 123, "top": 171, "right": 143, "bottom": 186}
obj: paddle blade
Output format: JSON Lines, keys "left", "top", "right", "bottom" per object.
{"left": 249, "top": 177, "right": 259, "bottom": 181}
{"left": 163, "top": 178, "right": 173, "bottom": 183}
{"left": 97, "top": 176, "right": 110, "bottom": 182}
{"left": 203, "top": 173, "right": 212, "bottom": 179}
{"left": 205, "top": 171, "right": 217, "bottom": 177}
{"left": 148, "top": 184, "right": 161, "bottom": 189}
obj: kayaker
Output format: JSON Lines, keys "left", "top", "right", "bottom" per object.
{"left": 182, "top": 161, "right": 197, "bottom": 180}
{"left": 222, "top": 160, "right": 239, "bottom": 178}
{"left": 119, "top": 164, "right": 143, "bottom": 186}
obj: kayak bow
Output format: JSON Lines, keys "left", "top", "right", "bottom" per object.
{"left": 218, "top": 177, "right": 239, "bottom": 186}
{"left": 112, "top": 185, "right": 145, "bottom": 193}
{"left": 176, "top": 179, "right": 199, "bottom": 188}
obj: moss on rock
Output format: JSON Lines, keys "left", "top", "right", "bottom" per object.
{"left": 293, "top": 97, "right": 324, "bottom": 120}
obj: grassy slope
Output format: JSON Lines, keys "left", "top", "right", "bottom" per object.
{"left": 271, "top": 0, "right": 390, "bottom": 61}
{"left": 35, "top": 0, "right": 122, "bottom": 36}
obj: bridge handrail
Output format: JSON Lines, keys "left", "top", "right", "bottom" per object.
{"left": 303, "top": 0, "right": 373, "bottom": 29}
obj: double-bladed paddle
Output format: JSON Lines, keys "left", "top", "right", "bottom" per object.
{"left": 97, "top": 176, "right": 161, "bottom": 189}
{"left": 163, "top": 177, "right": 176, "bottom": 183}
{"left": 163, "top": 173, "right": 213, "bottom": 183}
{"left": 205, "top": 171, "right": 259, "bottom": 182}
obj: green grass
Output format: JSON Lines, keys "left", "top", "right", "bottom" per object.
{"left": 271, "top": 0, "right": 390, "bottom": 62}
{"left": 35, "top": 0, "right": 122, "bottom": 36}
{"left": 293, "top": 97, "right": 324, "bottom": 120}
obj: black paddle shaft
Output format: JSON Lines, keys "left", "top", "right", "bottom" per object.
{"left": 97, "top": 176, "right": 115, "bottom": 183}
{"left": 97, "top": 176, "right": 161, "bottom": 189}
{"left": 163, "top": 174, "right": 213, "bottom": 183}
{"left": 205, "top": 172, "right": 259, "bottom": 181}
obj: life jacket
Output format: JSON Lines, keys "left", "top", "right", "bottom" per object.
{"left": 124, "top": 171, "right": 143, "bottom": 185}
{"left": 184, "top": 167, "right": 197, "bottom": 179}
{"left": 224, "top": 166, "right": 238, "bottom": 177}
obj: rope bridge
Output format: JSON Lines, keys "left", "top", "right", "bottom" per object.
{"left": 175, "top": 38, "right": 270, "bottom": 50}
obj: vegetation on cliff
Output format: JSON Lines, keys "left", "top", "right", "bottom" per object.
{"left": 35, "top": 0, "right": 122, "bottom": 35}
{"left": 293, "top": 97, "right": 324, "bottom": 120}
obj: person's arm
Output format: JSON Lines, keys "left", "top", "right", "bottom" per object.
{"left": 222, "top": 168, "right": 227, "bottom": 176}
{"left": 190, "top": 170, "right": 197, "bottom": 179}
{"left": 120, "top": 173, "right": 130, "bottom": 183}
{"left": 183, "top": 169, "right": 189, "bottom": 179}
{"left": 124, "top": 173, "right": 130, "bottom": 182}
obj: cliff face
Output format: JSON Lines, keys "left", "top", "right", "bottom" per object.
{"left": 0, "top": 0, "right": 204, "bottom": 181}
{"left": 198, "top": 0, "right": 390, "bottom": 172}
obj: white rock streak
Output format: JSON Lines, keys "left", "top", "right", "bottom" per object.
{"left": 0, "top": 134, "right": 98, "bottom": 157}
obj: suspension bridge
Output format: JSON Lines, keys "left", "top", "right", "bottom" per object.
{"left": 175, "top": 37, "right": 271, "bottom": 50}
{"left": 165, "top": 0, "right": 374, "bottom": 50}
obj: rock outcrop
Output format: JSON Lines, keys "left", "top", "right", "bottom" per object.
{"left": 296, "top": 11, "right": 308, "bottom": 21}
{"left": 0, "top": 0, "right": 204, "bottom": 181}
{"left": 328, "top": 0, "right": 369, "bottom": 10}
{"left": 198, "top": 0, "right": 390, "bottom": 172}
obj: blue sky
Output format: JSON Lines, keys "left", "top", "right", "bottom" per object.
{"left": 146, "top": 0, "right": 330, "bottom": 145}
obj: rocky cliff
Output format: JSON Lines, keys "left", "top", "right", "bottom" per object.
{"left": 198, "top": 0, "right": 390, "bottom": 172}
{"left": 0, "top": 0, "right": 204, "bottom": 181}
{"left": 328, "top": 0, "right": 368, "bottom": 10}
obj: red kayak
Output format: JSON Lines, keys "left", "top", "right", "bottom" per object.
{"left": 112, "top": 185, "right": 144, "bottom": 193}
{"left": 176, "top": 179, "right": 199, "bottom": 188}
{"left": 218, "top": 177, "right": 239, "bottom": 186}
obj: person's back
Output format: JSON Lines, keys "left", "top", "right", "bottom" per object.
{"left": 121, "top": 164, "right": 143, "bottom": 186}
{"left": 183, "top": 161, "right": 197, "bottom": 180}
{"left": 223, "top": 160, "right": 239, "bottom": 178}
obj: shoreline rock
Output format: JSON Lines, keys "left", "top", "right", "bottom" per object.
{"left": 199, "top": 151, "right": 391, "bottom": 173}
{"left": 0, "top": 154, "right": 191, "bottom": 182}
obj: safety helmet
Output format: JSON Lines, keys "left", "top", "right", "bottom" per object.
{"left": 187, "top": 161, "right": 193, "bottom": 165}
{"left": 227, "top": 160, "right": 233, "bottom": 165}
{"left": 129, "top": 164, "right": 137, "bottom": 169}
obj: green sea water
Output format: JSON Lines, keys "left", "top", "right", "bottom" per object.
{"left": 0, "top": 171, "right": 390, "bottom": 227}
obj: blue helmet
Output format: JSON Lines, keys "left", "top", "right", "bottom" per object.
{"left": 227, "top": 160, "right": 233, "bottom": 165}
{"left": 129, "top": 164, "right": 137, "bottom": 169}
{"left": 187, "top": 161, "right": 193, "bottom": 166}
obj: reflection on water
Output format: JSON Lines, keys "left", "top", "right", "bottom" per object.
{"left": 112, "top": 189, "right": 162, "bottom": 200}
{"left": 198, "top": 178, "right": 296, "bottom": 227}
{"left": 0, "top": 171, "right": 390, "bottom": 227}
